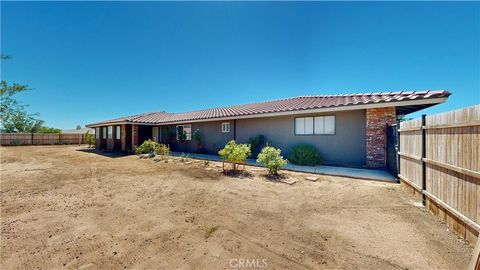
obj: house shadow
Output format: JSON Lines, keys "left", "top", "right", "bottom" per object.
{"left": 76, "top": 148, "right": 130, "bottom": 158}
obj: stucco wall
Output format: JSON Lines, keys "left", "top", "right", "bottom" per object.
{"left": 163, "top": 110, "right": 366, "bottom": 166}
{"left": 235, "top": 110, "right": 366, "bottom": 166}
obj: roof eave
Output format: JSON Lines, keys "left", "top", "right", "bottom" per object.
{"left": 85, "top": 96, "right": 449, "bottom": 127}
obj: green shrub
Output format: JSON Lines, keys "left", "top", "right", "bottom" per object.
{"left": 154, "top": 144, "right": 170, "bottom": 156}
{"left": 289, "top": 144, "right": 323, "bottom": 166}
{"left": 218, "top": 140, "right": 251, "bottom": 171}
{"left": 84, "top": 131, "right": 95, "bottom": 148}
{"left": 248, "top": 134, "right": 267, "bottom": 158}
{"left": 256, "top": 146, "right": 288, "bottom": 175}
{"left": 134, "top": 139, "right": 160, "bottom": 155}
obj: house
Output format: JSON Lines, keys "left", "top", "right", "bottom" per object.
{"left": 86, "top": 90, "right": 450, "bottom": 168}
{"left": 61, "top": 127, "right": 95, "bottom": 134}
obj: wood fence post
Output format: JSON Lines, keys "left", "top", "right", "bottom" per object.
{"left": 421, "top": 114, "right": 427, "bottom": 206}
{"left": 396, "top": 119, "right": 401, "bottom": 177}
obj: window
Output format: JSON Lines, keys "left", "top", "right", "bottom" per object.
{"left": 95, "top": 127, "right": 100, "bottom": 139}
{"left": 102, "top": 127, "right": 107, "bottom": 139}
{"left": 295, "top": 116, "right": 335, "bottom": 135}
{"left": 176, "top": 124, "right": 192, "bottom": 140}
{"left": 107, "top": 126, "right": 113, "bottom": 139}
{"left": 222, "top": 122, "right": 230, "bottom": 133}
{"left": 116, "top": 126, "right": 121, "bottom": 140}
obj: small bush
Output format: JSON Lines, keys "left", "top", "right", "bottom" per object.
{"left": 257, "top": 146, "right": 288, "bottom": 175}
{"left": 155, "top": 144, "right": 170, "bottom": 156}
{"left": 218, "top": 140, "right": 251, "bottom": 171}
{"left": 84, "top": 131, "right": 95, "bottom": 148}
{"left": 134, "top": 139, "right": 159, "bottom": 155}
{"left": 289, "top": 144, "right": 322, "bottom": 166}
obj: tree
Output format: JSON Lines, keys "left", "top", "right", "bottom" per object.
{"left": 37, "top": 127, "right": 62, "bottom": 134}
{"left": 0, "top": 54, "right": 44, "bottom": 132}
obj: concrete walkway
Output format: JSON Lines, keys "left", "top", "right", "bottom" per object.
{"left": 171, "top": 152, "right": 397, "bottom": 182}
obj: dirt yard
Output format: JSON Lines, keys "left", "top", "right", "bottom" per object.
{"left": 1, "top": 145, "right": 473, "bottom": 269}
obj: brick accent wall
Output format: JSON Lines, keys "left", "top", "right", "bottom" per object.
{"left": 121, "top": 124, "right": 127, "bottom": 151}
{"left": 132, "top": 124, "right": 138, "bottom": 148}
{"left": 366, "top": 107, "right": 396, "bottom": 168}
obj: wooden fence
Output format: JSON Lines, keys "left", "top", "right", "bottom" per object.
{"left": 398, "top": 105, "right": 479, "bottom": 244}
{"left": 0, "top": 133, "right": 86, "bottom": 146}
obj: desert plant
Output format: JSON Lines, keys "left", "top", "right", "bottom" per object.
{"left": 289, "top": 144, "right": 323, "bottom": 166}
{"left": 257, "top": 146, "right": 288, "bottom": 175}
{"left": 248, "top": 134, "right": 267, "bottom": 157}
{"left": 218, "top": 140, "right": 251, "bottom": 171}
{"left": 205, "top": 225, "right": 219, "bottom": 239}
{"left": 154, "top": 144, "right": 170, "bottom": 156}
{"left": 84, "top": 131, "right": 95, "bottom": 148}
{"left": 134, "top": 139, "right": 160, "bottom": 155}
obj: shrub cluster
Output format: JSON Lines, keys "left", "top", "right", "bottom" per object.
{"left": 256, "top": 146, "right": 287, "bottom": 175}
{"left": 218, "top": 140, "right": 251, "bottom": 171}
{"left": 134, "top": 139, "right": 170, "bottom": 156}
{"left": 289, "top": 144, "right": 323, "bottom": 166}
{"left": 155, "top": 144, "right": 170, "bottom": 156}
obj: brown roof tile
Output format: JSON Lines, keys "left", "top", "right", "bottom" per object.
{"left": 87, "top": 90, "right": 450, "bottom": 126}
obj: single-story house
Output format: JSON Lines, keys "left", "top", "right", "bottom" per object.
{"left": 61, "top": 127, "right": 95, "bottom": 134}
{"left": 86, "top": 90, "right": 450, "bottom": 168}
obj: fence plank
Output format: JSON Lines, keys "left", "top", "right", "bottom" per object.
{"left": 399, "top": 105, "right": 480, "bottom": 245}
{"left": 0, "top": 133, "right": 85, "bottom": 145}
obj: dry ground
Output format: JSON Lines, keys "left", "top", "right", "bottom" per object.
{"left": 0, "top": 145, "right": 473, "bottom": 269}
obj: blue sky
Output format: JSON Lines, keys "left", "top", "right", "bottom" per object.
{"left": 2, "top": 1, "right": 479, "bottom": 129}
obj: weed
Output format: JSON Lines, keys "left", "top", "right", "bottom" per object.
{"left": 205, "top": 225, "right": 219, "bottom": 239}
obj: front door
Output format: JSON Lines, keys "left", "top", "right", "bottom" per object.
{"left": 152, "top": 127, "right": 160, "bottom": 143}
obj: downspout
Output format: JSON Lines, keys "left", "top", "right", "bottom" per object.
{"left": 233, "top": 119, "right": 237, "bottom": 141}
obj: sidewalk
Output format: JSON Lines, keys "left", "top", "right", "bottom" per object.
{"left": 171, "top": 152, "right": 397, "bottom": 182}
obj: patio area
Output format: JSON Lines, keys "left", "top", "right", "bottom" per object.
{"left": 171, "top": 152, "right": 397, "bottom": 182}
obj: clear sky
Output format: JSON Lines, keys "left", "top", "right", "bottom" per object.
{"left": 2, "top": 1, "right": 479, "bottom": 129}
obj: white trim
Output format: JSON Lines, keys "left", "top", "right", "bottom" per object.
{"left": 86, "top": 97, "right": 448, "bottom": 127}
{"left": 221, "top": 122, "right": 230, "bottom": 133}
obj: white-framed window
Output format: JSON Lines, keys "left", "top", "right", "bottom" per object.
{"left": 102, "top": 127, "right": 107, "bottom": 139}
{"left": 116, "top": 126, "right": 121, "bottom": 140}
{"left": 176, "top": 124, "right": 192, "bottom": 140}
{"left": 107, "top": 126, "right": 113, "bottom": 139}
{"left": 295, "top": 116, "right": 335, "bottom": 135}
{"left": 95, "top": 127, "right": 100, "bottom": 139}
{"left": 222, "top": 122, "right": 230, "bottom": 133}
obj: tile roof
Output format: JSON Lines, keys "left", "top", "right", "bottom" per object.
{"left": 87, "top": 90, "right": 450, "bottom": 126}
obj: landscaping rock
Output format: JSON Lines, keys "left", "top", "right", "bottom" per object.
{"left": 139, "top": 153, "right": 154, "bottom": 159}
{"left": 305, "top": 176, "right": 319, "bottom": 182}
{"left": 184, "top": 161, "right": 193, "bottom": 165}
{"left": 280, "top": 178, "right": 297, "bottom": 185}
